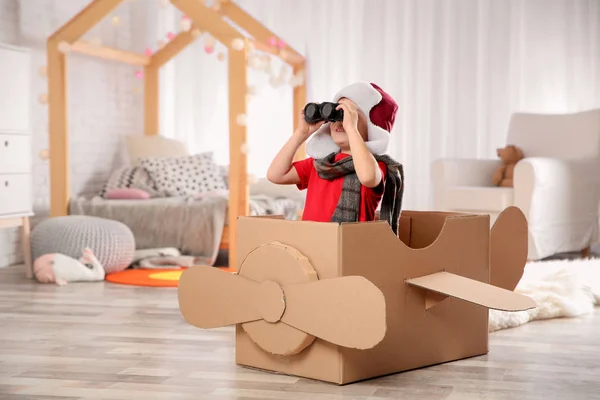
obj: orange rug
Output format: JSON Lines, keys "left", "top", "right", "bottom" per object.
{"left": 106, "top": 267, "right": 235, "bottom": 287}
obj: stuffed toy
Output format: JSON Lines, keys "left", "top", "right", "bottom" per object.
{"left": 492, "top": 145, "right": 525, "bottom": 187}
{"left": 33, "top": 248, "right": 105, "bottom": 286}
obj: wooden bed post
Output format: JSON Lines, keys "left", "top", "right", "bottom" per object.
{"left": 144, "top": 66, "right": 159, "bottom": 136}
{"left": 46, "top": 0, "right": 124, "bottom": 217}
{"left": 47, "top": 40, "right": 69, "bottom": 217}
{"left": 228, "top": 45, "right": 249, "bottom": 271}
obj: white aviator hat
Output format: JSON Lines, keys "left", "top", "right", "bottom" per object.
{"left": 305, "top": 81, "right": 399, "bottom": 159}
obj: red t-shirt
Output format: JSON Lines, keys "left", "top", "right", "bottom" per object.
{"left": 292, "top": 153, "right": 387, "bottom": 222}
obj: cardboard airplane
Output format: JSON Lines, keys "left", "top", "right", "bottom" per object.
{"left": 178, "top": 206, "right": 536, "bottom": 384}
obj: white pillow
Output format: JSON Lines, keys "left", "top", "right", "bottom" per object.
{"left": 125, "top": 135, "right": 189, "bottom": 166}
{"left": 140, "top": 153, "right": 227, "bottom": 197}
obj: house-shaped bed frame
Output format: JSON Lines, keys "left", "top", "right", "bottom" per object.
{"left": 46, "top": 0, "right": 306, "bottom": 268}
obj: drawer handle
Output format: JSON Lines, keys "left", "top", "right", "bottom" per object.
{"left": 4, "top": 140, "right": 7, "bottom": 147}
{"left": 4, "top": 181, "right": 8, "bottom": 187}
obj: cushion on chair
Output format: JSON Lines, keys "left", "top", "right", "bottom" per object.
{"left": 31, "top": 216, "right": 136, "bottom": 274}
{"left": 444, "top": 186, "right": 514, "bottom": 212}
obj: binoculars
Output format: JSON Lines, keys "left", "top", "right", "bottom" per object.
{"left": 303, "top": 102, "right": 344, "bottom": 124}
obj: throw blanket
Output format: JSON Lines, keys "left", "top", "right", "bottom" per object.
{"left": 70, "top": 196, "right": 227, "bottom": 265}
{"left": 69, "top": 194, "right": 305, "bottom": 266}
{"left": 314, "top": 152, "right": 404, "bottom": 235}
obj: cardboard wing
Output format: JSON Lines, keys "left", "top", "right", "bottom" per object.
{"left": 406, "top": 271, "right": 535, "bottom": 311}
{"left": 178, "top": 241, "right": 387, "bottom": 355}
{"left": 405, "top": 206, "right": 536, "bottom": 312}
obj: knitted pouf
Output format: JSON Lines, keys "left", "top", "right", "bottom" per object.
{"left": 31, "top": 215, "right": 135, "bottom": 273}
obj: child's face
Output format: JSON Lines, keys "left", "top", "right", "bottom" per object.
{"left": 329, "top": 99, "right": 369, "bottom": 150}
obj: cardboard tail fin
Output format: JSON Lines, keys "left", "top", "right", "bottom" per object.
{"left": 406, "top": 271, "right": 536, "bottom": 311}
{"left": 490, "top": 206, "right": 529, "bottom": 291}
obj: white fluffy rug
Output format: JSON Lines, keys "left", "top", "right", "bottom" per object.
{"left": 489, "top": 257, "right": 600, "bottom": 332}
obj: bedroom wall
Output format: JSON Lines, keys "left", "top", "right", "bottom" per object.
{"left": 0, "top": 0, "right": 19, "bottom": 44}
{"left": 0, "top": 0, "right": 146, "bottom": 267}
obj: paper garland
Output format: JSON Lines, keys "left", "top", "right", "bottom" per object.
{"left": 57, "top": 41, "right": 70, "bottom": 53}
{"left": 181, "top": 16, "right": 192, "bottom": 31}
{"left": 231, "top": 38, "right": 245, "bottom": 51}
{"left": 236, "top": 114, "right": 248, "bottom": 126}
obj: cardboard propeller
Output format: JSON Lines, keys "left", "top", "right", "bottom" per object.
{"left": 178, "top": 242, "right": 387, "bottom": 356}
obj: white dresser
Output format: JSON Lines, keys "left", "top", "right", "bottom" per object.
{"left": 0, "top": 43, "right": 33, "bottom": 276}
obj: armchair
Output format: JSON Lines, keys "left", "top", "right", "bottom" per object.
{"left": 432, "top": 109, "right": 600, "bottom": 260}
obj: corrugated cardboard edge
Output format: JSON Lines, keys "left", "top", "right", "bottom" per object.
{"left": 398, "top": 215, "right": 412, "bottom": 245}
{"left": 336, "top": 224, "right": 343, "bottom": 384}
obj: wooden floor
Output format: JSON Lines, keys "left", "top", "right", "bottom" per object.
{"left": 0, "top": 265, "right": 599, "bottom": 400}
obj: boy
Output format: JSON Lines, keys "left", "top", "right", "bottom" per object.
{"left": 267, "top": 81, "right": 404, "bottom": 235}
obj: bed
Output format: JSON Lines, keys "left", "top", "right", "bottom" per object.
{"left": 69, "top": 191, "right": 304, "bottom": 266}
{"left": 45, "top": 0, "right": 307, "bottom": 269}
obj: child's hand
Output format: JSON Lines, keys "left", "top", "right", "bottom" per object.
{"left": 294, "top": 110, "right": 325, "bottom": 142}
{"left": 336, "top": 99, "right": 360, "bottom": 135}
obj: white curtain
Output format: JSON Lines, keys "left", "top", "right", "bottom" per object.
{"left": 155, "top": 0, "right": 600, "bottom": 210}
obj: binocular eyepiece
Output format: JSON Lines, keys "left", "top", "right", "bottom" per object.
{"left": 303, "top": 102, "right": 344, "bottom": 124}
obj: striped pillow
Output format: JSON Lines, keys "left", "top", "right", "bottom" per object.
{"left": 99, "top": 166, "right": 162, "bottom": 198}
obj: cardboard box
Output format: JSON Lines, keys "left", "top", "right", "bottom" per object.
{"left": 178, "top": 206, "right": 535, "bottom": 385}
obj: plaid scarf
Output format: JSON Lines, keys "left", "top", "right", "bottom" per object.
{"left": 313, "top": 152, "right": 405, "bottom": 235}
